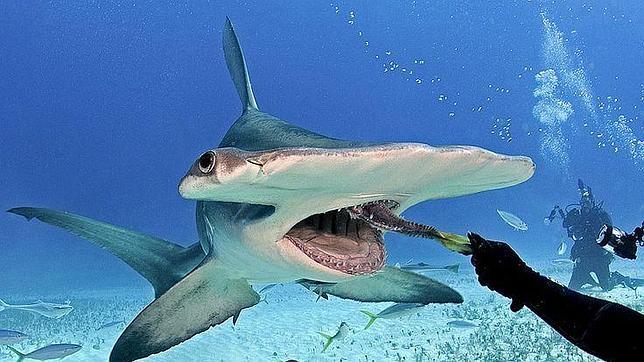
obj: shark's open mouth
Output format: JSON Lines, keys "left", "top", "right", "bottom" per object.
{"left": 285, "top": 201, "right": 394, "bottom": 275}
{"left": 285, "top": 198, "right": 472, "bottom": 275}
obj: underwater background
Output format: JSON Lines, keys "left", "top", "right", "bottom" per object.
{"left": 1, "top": 1, "right": 642, "bottom": 361}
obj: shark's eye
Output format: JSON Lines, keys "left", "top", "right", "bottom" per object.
{"left": 198, "top": 151, "right": 216, "bottom": 174}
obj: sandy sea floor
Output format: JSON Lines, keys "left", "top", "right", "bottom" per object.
{"left": 1, "top": 260, "right": 642, "bottom": 362}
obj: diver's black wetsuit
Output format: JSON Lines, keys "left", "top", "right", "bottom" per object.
{"left": 469, "top": 233, "right": 643, "bottom": 361}
{"left": 562, "top": 201, "right": 614, "bottom": 290}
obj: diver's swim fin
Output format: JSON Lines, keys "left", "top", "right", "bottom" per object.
{"left": 110, "top": 258, "right": 260, "bottom": 362}
{"left": 8, "top": 207, "right": 204, "bottom": 297}
{"left": 300, "top": 266, "right": 463, "bottom": 304}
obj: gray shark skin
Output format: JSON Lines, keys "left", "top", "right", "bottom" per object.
{"left": 9, "top": 18, "right": 535, "bottom": 362}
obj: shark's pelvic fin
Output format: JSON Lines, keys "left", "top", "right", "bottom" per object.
{"left": 109, "top": 258, "right": 260, "bottom": 362}
{"left": 223, "top": 17, "right": 258, "bottom": 111}
{"left": 301, "top": 267, "right": 463, "bottom": 304}
{"left": 8, "top": 207, "right": 204, "bottom": 298}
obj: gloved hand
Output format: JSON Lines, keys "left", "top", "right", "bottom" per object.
{"left": 468, "top": 232, "right": 538, "bottom": 312}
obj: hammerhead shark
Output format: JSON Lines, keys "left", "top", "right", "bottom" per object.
{"left": 9, "top": 18, "right": 534, "bottom": 361}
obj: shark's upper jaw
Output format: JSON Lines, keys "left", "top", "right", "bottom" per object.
{"left": 180, "top": 143, "right": 535, "bottom": 278}
{"left": 283, "top": 202, "right": 390, "bottom": 275}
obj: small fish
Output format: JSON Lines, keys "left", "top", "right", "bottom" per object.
{"left": 557, "top": 241, "right": 567, "bottom": 255}
{"left": 0, "top": 329, "right": 28, "bottom": 345}
{"left": 447, "top": 319, "right": 479, "bottom": 329}
{"left": 317, "top": 322, "right": 350, "bottom": 353}
{"left": 96, "top": 320, "right": 126, "bottom": 331}
{"left": 551, "top": 258, "right": 575, "bottom": 266}
{"left": 399, "top": 262, "right": 459, "bottom": 274}
{"left": 8, "top": 343, "right": 81, "bottom": 361}
{"left": 360, "top": 303, "right": 425, "bottom": 329}
{"left": 298, "top": 280, "right": 329, "bottom": 301}
{"left": 496, "top": 209, "right": 528, "bottom": 231}
{"left": 0, "top": 299, "right": 72, "bottom": 319}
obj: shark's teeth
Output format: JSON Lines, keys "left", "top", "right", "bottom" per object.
{"left": 284, "top": 200, "right": 398, "bottom": 275}
{"left": 286, "top": 231, "right": 385, "bottom": 275}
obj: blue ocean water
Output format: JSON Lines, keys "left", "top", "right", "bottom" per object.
{"left": 1, "top": 1, "right": 642, "bottom": 361}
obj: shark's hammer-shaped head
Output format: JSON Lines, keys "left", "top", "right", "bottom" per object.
{"left": 179, "top": 143, "right": 535, "bottom": 280}
{"left": 177, "top": 18, "right": 535, "bottom": 283}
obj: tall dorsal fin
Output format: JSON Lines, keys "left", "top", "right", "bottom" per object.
{"left": 223, "top": 17, "right": 258, "bottom": 111}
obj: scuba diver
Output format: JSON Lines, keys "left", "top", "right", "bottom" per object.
{"left": 468, "top": 232, "right": 644, "bottom": 361}
{"left": 545, "top": 179, "right": 615, "bottom": 290}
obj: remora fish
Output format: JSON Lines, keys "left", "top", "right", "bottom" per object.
{"left": 318, "top": 322, "right": 350, "bottom": 353}
{"left": 399, "top": 262, "right": 459, "bottom": 274}
{"left": 496, "top": 209, "right": 528, "bottom": 231}
{"left": 10, "top": 18, "right": 534, "bottom": 362}
{"left": 447, "top": 319, "right": 479, "bottom": 329}
{"left": 8, "top": 344, "right": 81, "bottom": 361}
{"left": 557, "top": 241, "right": 567, "bottom": 255}
{"left": 360, "top": 302, "right": 426, "bottom": 329}
{"left": 0, "top": 329, "right": 28, "bottom": 345}
{"left": 0, "top": 299, "right": 72, "bottom": 319}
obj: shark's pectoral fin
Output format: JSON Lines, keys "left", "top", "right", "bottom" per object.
{"left": 8, "top": 207, "right": 204, "bottom": 298}
{"left": 303, "top": 267, "right": 463, "bottom": 304}
{"left": 110, "top": 259, "right": 259, "bottom": 362}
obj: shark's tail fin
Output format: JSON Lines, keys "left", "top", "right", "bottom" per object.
{"left": 444, "top": 263, "right": 460, "bottom": 274}
{"left": 8, "top": 207, "right": 204, "bottom": 298}
{"left": 0, "top": 298, "right": 8, "bottom": 312}
{"left": 223, "top": 17, "right": 258, "bottom": 111}
{"left": 7, "top": 346, "right": 25, "bottom": 362}
{"left": 317, "top": 332, "right": 334, "bottom": 353}
{"left": 360, "top": 310, "right": 379, "bottom": 330}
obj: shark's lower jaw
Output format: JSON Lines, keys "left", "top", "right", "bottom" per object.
{"left": 285, "top": 203, "right": 389, "bottom": 275}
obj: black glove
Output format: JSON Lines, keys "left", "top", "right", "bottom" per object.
{"left": 468, "top": 232, "right": 538, "bottom": 312}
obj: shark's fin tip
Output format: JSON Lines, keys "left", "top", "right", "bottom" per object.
{"left": 7, "top": 207, "right": 36, "bottom": 220}
{"left": 222, "top": 18, "right": 258, "bottom": 111}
